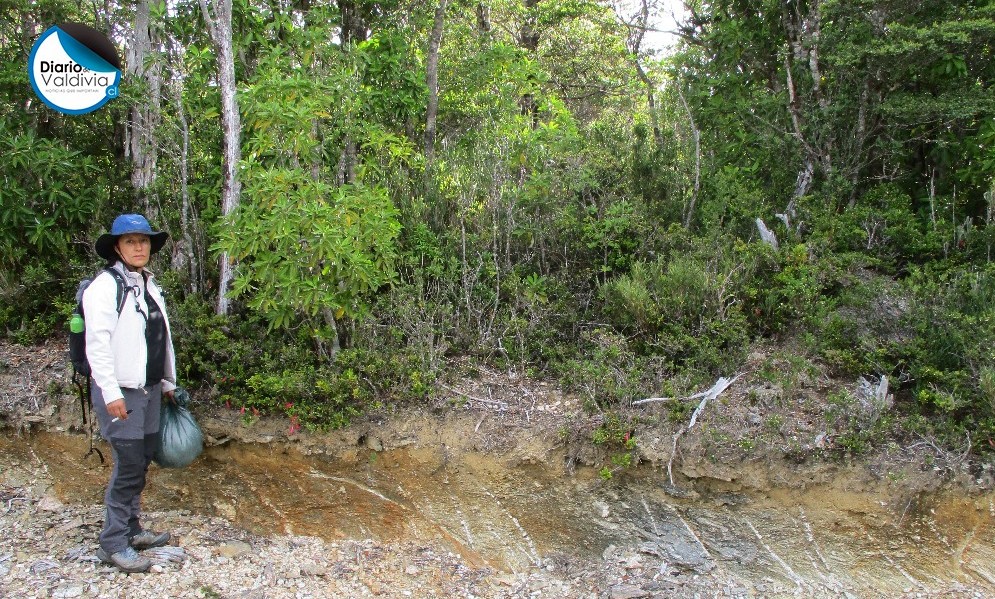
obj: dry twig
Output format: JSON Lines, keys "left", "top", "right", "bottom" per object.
{"left": 438, "top": 382, "right": 507, "bottom": 408}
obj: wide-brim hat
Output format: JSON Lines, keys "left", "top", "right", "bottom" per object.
{"left": 95, "top": 214, "right": 169, "bottom": 261}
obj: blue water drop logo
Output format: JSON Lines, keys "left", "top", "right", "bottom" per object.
{"left": 28, "top": 23, "right": 122, "bottom": 115}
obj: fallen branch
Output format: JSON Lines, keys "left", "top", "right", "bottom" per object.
{"left": 633, "top": 377, "right": 739, "bottom": 407}
{"left": 438, "top": 382, "right": 507, "bottom": 408}
{"left": 631, "top": 396, "right": 675, "bottom": 405}
{"left": 688, "top": 375, "right": 741, "bottom": 428}
{"left": 665, "top": 374, "right": 744, "bottom": 486}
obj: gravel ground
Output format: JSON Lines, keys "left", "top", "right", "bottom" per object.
{"left": 5, "top": 456, "right": 994, "bottom": 599}
{"left": 0, "top": 460, "right": 732, "bottom": 599}
{"left": 0, "top": 478, "right": 747, "bottom": 599}
{"left": 0, "top": 482, "right": 534, "bottom": 598}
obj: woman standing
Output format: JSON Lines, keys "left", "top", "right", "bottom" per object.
{"left": 83, "top": 214, "right": 177, "bottom": 573}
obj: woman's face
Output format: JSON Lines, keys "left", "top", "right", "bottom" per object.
{"left": 115, "top": 233, "right": 151, "bottom": 270}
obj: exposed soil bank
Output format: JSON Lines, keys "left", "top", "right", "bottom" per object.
{"left": 4, "top": 419, "right": 995, "bottom": 598}
{"left": 2, "top": 340, "right": 995, "bottom": 597}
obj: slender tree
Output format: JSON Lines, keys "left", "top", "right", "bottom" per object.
{"left": 199, "top": 0, "right": 242, "bottom": 314}
{"left": 424, "top": 0, "right": 449, "bottom": 162}
{"left": 125, "top": 0, "right": 161, "bottom": 214}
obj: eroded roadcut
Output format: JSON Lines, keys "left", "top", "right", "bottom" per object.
{"left": 4, "top": 432, "right": 994, "bottom": 597}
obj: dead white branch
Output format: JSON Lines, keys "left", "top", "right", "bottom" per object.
{"left": 635, "top": 375, "right": 741, "bottom": 412}
{"left": 756, "top": 218, "right": 779, "bottom": 250}
{"left": 660, "top": 374, "right": 743, "bottom": 485}
{"left": 438, "top": 382, "right": 507, "bottom": 408}
{"left": 631, "top": 396, "right": 675, "bottom": 405}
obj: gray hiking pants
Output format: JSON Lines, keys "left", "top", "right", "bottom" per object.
{"left": 92, "top": 383, "right": 162, "bottom": 554}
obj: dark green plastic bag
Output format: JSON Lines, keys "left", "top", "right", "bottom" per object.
{"left": 154, "top": 387, "right": 203, "bottom": 468}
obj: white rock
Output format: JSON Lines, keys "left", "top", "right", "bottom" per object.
{"left": 36, "top": 496, "right": 65, "bottom": 512}
{"left": 52, "top": 585, "right": 84, "bottom": 598}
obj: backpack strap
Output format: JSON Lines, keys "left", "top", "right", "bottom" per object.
{"left": 103, "top": 266, "right": 131, "bottom": 315}
{"left": 73, "top": 369, "right": 105, "bottom": 464}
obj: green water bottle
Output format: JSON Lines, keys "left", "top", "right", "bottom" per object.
{"left": 70, "top": 313, "right": 85, "bottom": 334}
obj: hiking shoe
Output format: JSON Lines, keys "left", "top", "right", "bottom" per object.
{"left": 96, "top": 546, "right": 151, "bottom": 573}
{"left": 129, "top": 530, "right": 171, "bottom": 550}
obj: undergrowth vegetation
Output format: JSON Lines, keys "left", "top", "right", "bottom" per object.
{"left": 2, "top": 0, "right": 993, "bottom": 459}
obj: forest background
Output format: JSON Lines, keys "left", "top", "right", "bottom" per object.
{"left": 2, "top": 0, "right": 994, "bottom": 458}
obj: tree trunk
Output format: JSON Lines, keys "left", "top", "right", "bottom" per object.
{"left": 802, "top": 0, "right": 831, "bottom": 175}
{"left": 173, "top": 76, "right": 202, "bottom": 293}
{"left": 518, "top": 0, "right": 540, "bottom": 128}
{"left": 200, "top": 0, "right": 242, "bottom": 315}
{"left": 846, "top": 75, "right": 872, "bottom": 209}
{"left": 676, "top": 84, "right": 701, "bottom": 228}
{"left": 322, "top": 308, "right": 342, "bottom": 358}
{"left": 784, "top": 0, "right": 831, "bottom": 202}
{"left": 337, "top": 139, "right": 357, "bottom": 184}
{"left": 125, "top": 0, "right": 160, "bottom": 215}
{"left": 476, "top": 2, "right": 491, "bottom": 37}
{"left": 337, "top": 0, "right": 368, "bottom": 46}
{"left": 623, "top": 0, "right": 661, "bottom": 146}
{"left": 635, "top": 63, "right": 661, "bottom": 146}
{"left": 335, "top": 0, "right": 365, "bottom": 186}
{"left": 424, "top": 0, "right": 448, "bottom": 162}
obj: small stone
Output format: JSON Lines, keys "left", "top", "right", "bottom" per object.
{"left": 217, "top": 541, "right": 252, "bottom": 559}
{"left": 52, "top": 585, "right": 84, "bottom": 598}
{"left": 37, "top": 496, "right": 65, "bottom": 512}
{"left": 301, "top": 563, "right": 327, "bottom": 577}
{"left": 405, "top": 564, "right": 420, "bottom": 575}
{"left": 150, "top": 564, "right": 164, "bottom": 573}
{"left": 602, "top": 545, "right": 617, "bottom": 560}
{"left": 55, "top": 517, "right": 85, "bottom": 534}
{"left": 660, "top": 483, "right": 699, "bottom": 500}
{"left": 609, "top": 584, "right": 649, "bottom": 599}
{"left": 623, "top": 555, "right": 643, "bottom": 569}
{"left": 213, "top": 502, "right": 237, "bottom": 521}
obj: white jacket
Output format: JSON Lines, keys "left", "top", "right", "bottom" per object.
{"left": 83, "top": 261, "right": 177, "bottom": 404}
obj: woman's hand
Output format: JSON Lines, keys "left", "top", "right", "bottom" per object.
{"left": 107, "top": 398, "right": 128, "bottom": 420}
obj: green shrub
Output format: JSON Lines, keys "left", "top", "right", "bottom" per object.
{"left": 0, "top": 125, "right": 118, "bottom": 340}
{"left": 823, "top": 389, "right": 894, "bottom": 456}
{"left": 555, "top": 329, "right": 650, "bottom": 410}
{"left": 903, "top": 264, "right": 995, "bottom": 432}
{"left": 599, "top": 239, "right": 751, "bottom": 375}
{"left": 593, "top": 411, "right": 639, "bottom": 480}
{"left": 170, "top": 295, "right": 435, "bottom": 430}
{"left": 805, "top": 184, "right": 937, "bottom": 272}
